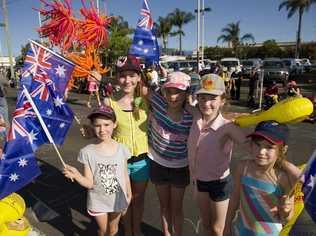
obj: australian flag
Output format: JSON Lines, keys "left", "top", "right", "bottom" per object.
{"left": 129, "top": 0, "right": 160, "bottom": 65}
{"left": 302, "top": 150, "right": 316, "bottom": 223}
{"left": 0, "top": 41, "right": 74, "bottom": 199}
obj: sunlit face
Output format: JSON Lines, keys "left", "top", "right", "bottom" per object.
{"left": 251, "top": 137, "right": 280, "bottom": 167}
{"left": 163, "top": 88, "right": 187, "bottom": 109}
{"left": 197, "top": 94, "right": 225, "bottom": 117}
{"left": 92, "top": 118, "right": 117, "bottom": 141}
{"left": 117, "top": 71, "right": 141, "bottom": 94}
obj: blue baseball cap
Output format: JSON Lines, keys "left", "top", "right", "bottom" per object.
{"left": 247, "top": 121, "right": 289, "bottom": 145}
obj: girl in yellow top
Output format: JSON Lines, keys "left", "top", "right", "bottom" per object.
{"left": 104, "top": 56, "right": 148, "bottom": 236}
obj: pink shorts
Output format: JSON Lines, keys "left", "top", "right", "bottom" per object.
{"left": 88, "top": 81, "right": 98, "bottom": 92}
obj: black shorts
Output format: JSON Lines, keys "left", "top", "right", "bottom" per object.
{"left": 149, "top": 159, "right": 190, "bottom": 188}
{"left": 196, "top": 175, "right": 233, "bottom": 202}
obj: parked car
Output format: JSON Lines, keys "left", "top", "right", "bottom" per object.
{"left": 301, "top": 58, "right": 312, "bottom": 72}
{"left": 161, "top": 59, "right": 211, "bottom": 73}
{"left": 220, "top": 57, "right": 240, "bottom": 71}
{"left": 282, "top": 58, "right": 304, "bottom": 75}
{"left": 262, "top": 59, "right": 289, "bottom": 84}
{"left": 241, "top": 58, "right": 262, "bottom": 77}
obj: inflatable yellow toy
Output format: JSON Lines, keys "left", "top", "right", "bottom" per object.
{"left": 280, "top": 164, "right": 306, "bottom": 236}
{"left": 0, "top": 193, "right": 31, "bottom": 236}
{"left": 235, "top": 97, "right": 313, "bottom": 127}
{"left": 0, "top": 217, "right": 31, "bottom": 236}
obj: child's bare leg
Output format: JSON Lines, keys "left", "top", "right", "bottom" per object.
{"left": 96, "top": 91, "right": 101, "bottom": 106}
{"left": 122, "top": 209, "right": 133, "bottom": 236}
{"left": 131, "top": 181, "right": 148, "bottom": 236}
{"left": 156, "top": 184, "right": 172, "bottom": 236}
{"left": 209, "top": 199, "right": 229, "bottom": 236}
{"left": 197, "top": 191, "right": 212, "bottom": 236}
{"left": 171, "top": 186, "right": 186, "bottom": 236}
{"left": 87, "top": 92, "right": 93, "bottom": 108}
{"left": 108, "top": 212, "right": 122, "bottom": 236}
{"left": 95, "top": 213, "right": 108, "bottom": 236}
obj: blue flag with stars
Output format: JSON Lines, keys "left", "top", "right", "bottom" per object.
{"left": 129, "top": 0, "right": 160, "bottom": 64}
{"left": 0, "top": 140, "right": 41, "bottom": 199}
{"left": 302, "top": 150, "right": 316, "bottom": 223}
{"left": 21, "top": 41, "right": 74, "bottom": 95}
{"left": 0, "top": 41, "right": 74, "bottom": 199}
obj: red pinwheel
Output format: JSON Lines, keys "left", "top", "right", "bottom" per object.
{"left": 36, "top": 0, "right": 78, "bottom": 51}
{"left": 77, "top": 0, "right": 112, "bottom": 49}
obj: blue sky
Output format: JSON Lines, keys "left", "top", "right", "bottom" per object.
{"left": 0, "top": 0, "right": 316, "bottom": 56}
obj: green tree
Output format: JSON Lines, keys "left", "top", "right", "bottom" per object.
{"left": 217, "top": 21, "right": 255, "bottom": 56}
{"left": 102, "top": 16, "right": 133, "bottom": 65}
{"left": 279, "top": 0, "right": 316, "bottom": 58}
{"left": 155, "top": 16, "right": 173, "bottom": 52}
{"left": 168, "top": 8, "right": 195, "bottom": 55}
{"left": 259, "top": 40, "right": 282, "bottom": 58}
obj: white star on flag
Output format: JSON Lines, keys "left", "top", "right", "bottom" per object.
{"left": 308, "top": 175, "right": 316, "bottom": 188}
{"left": 138, "top": 40, "right": 144, "bottom": 45}
{"left": 143, "top": 49, "right": 149, "bottom": 54}
{"left": 59, "top": 123, "right": 65, "bottom": 128}
{"left": 55, "top": 65, "right": 66, "bottom": 78}
{"left": 18, "top": 158, "right": 28, "bottom": 167}
{"left": 9, "top": 173, "right": 19, "bottom": 182}
{"left": 46, "top": 109, "right": 53, "bottom": 116}
{"left": 29, "top": 130, "right": 38, "bottom": 144}
{"left": 54, "top": 96, "right": 64, "bottom": 107}
{"left": 151, "top": 36, "right": 156, "bottom": 40}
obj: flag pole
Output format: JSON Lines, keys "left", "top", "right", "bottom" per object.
{"left": 286, "top": 150, "right": 316, "bottom": 196}
{"left": 22, "top": 85, "right": 67, "bottom": 168}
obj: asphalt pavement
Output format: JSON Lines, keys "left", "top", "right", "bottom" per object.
{"left": 4, "top": 81, "right": 316, "bottom": 236}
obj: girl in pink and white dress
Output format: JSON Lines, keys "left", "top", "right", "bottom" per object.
{"left": 87, "top": 68, "right": 102, "bottom": 108}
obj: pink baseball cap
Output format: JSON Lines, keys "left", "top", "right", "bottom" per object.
{"left": 163, "top": 72, "right": 190, "bottom": 91}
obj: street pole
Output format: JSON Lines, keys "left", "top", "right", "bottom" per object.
{"left": 96, "top": 0, "right": 100, "bottom": 14}
{"left": 38, "top": 1, "right": 44, "bottom": 43}
{"left": 201, "top": 0, "right": 204, "bottom": 64}
{"left": 197, "top": 0, "right": 200, "bottom": 73}
{"left": 0, "top": 23, "right": 3, "bottom": 56}
{"left": 2, "top": 0, "right": 15, "bottom": 80}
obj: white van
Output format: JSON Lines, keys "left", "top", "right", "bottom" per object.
{"left": 220, "top": 57, "right": 241, "bottom": 72}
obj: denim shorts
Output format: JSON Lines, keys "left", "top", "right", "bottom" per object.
{"left": 196, "top": 175, "right": 233, "bottom": 202}
{"left": 127, "top": 154, "right": 150, "bottom": 182}
{"left": 149, "top": 159, "right": 190, "bottom": 188}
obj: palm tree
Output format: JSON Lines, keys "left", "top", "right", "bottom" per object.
{"left": 168, "top": 8, "right": 195, "bottom": 55}
{"left": 217, "top": 21, "right": 254, "bottom": 56}
{"left": 154, "top": 16, "right": 173, "bottom": 52}
{"left": 279, "top": 0, "right": 316, "bottom": 58}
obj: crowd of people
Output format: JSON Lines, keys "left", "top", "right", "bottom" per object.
{"left": 60, "top": 56, "right": 308, "bottom": 236}
{"left": 0, "top": 56, "right": 314, "bottom": 236}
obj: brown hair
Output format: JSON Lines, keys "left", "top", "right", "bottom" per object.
{"left": 274, "top": 144, "right": 287, "bottom": 170}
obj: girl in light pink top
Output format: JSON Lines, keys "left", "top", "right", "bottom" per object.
{"left": 187, "top": 74, "right": 247, "bottom": 236}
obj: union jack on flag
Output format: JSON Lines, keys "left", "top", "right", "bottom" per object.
{"left": 137, "top": 0, "right": 153, "bottom": 30}
{"left": 21, "top": 41, "right": 75, "bottom": 96}
{"left": 22, "top": 42, "right": 52, "bottom": 78}
{"left": 129, "top": 0, "right": 159, "bottom": 65}
{"left": 30, "top": 71, "right": 54, "bottom": 102}
{"left": 7, "top": 100, "right": 35, "bottom": 141}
